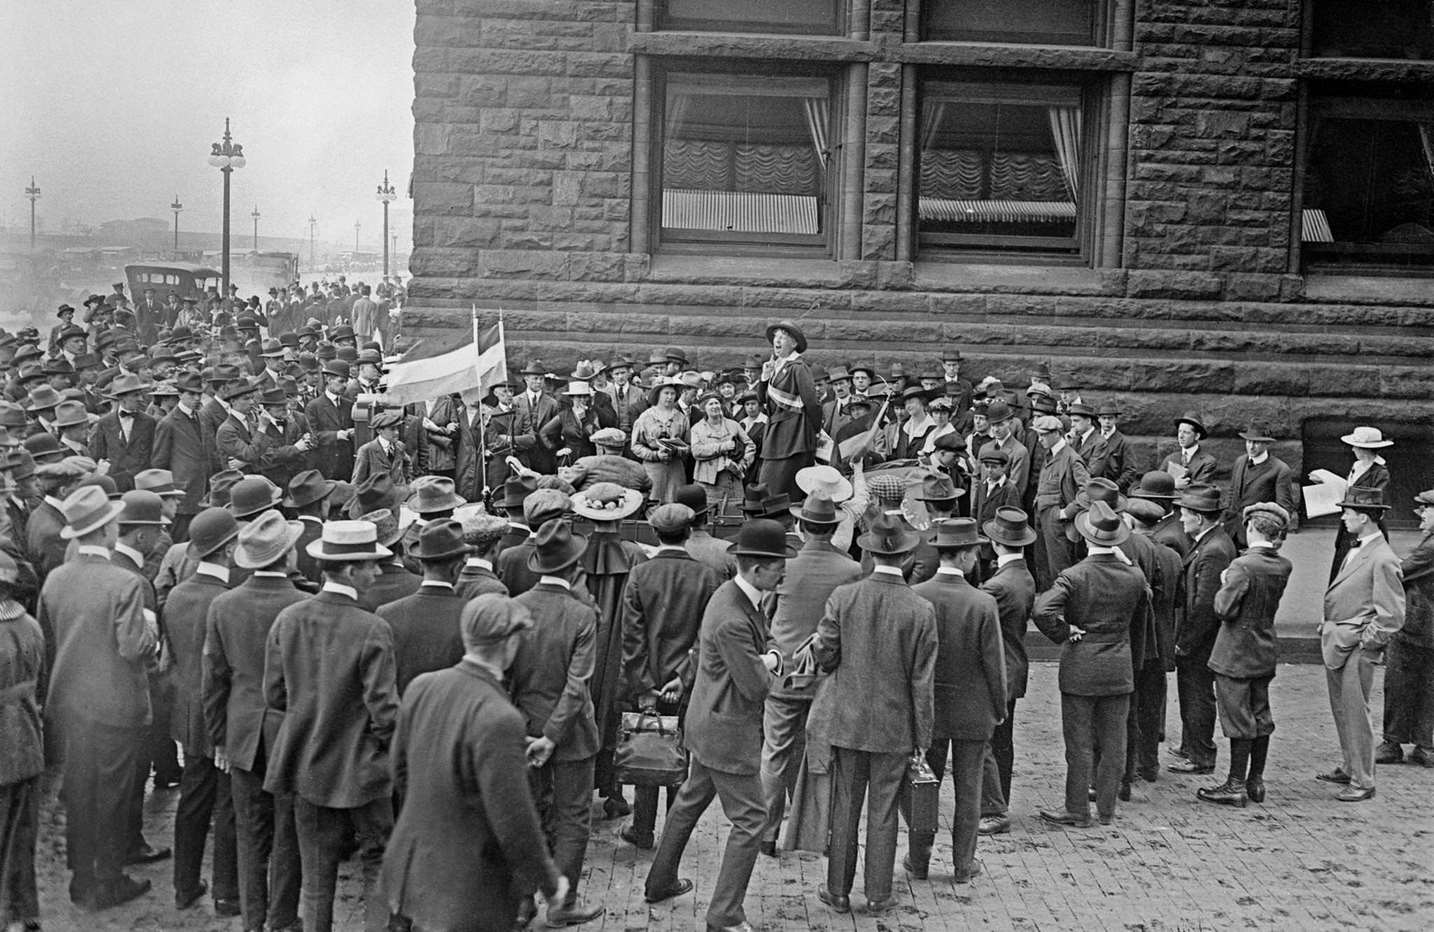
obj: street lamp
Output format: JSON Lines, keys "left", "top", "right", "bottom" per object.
{"left": 376, "top": 169, "right": 397, "bottom": 279}
{"left": 24, "top": 176, "right": 40, "bottom": 251}
{"left": 251, "top": 205, "right": 260, "bottom": 251}
{"left": 170, "top": 195, "right": 183, "bottom": 252}
{"left": 308, "top": 214, "right": 317, "bottom": 267}
{"left": 354, "top": 220, "right": 361, "bottom": 255}
{"left": 208, "top": 117, "right": 246, "bottom": 305}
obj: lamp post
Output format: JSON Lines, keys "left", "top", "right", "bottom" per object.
{"left": 251, "top": 205, "right": 260, "bottom": 251}
{"left": 207, "top": 118, "right": 246, "bottom": 304}
{"left": 376, "top": 170, "right": 397, "bottom": 279}
{"left": 354, "top": 220, "right": 361, "bottom": 255}
{"left": 308, "top": 214, "right": 317, "bottom": 267}
{"left": 170, "top": 195, "right": 183, "bottom": 252}
{"left": 24, "top": 176, "right": 40, "bottom": 251}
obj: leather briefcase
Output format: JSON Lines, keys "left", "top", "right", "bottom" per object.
{"left": 615, "top": 712, "right": 688, "bottom": 787}
{"left": 907, "top": 753, "right": 940, "bottom": 834}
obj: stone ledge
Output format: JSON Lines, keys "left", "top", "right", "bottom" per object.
{"left": 630, "top": 32, "right": 876, "bottom": 62}
{"left": 896, "top": 43, "right": 1138, "bottom": 72}
{"left": 1295, "top": 57, "right": 1434, "bottom": 83}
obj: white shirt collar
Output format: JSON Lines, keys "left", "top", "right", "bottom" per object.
{"left": 733, "top": 573, "right": 764, "bottom": 609}
{"left": 1182, "top": 443, "right": 1198, "bottom": 460}
{"left": 78, "top": 544, "right": 110, "bottom": 559}
{"left": 539, "top": 575, "right": 571, "bottom": 590}
{"left": 996, "top": 552, "right": 1023, "bottom": 568}
{"left": 322, "top": 581, "right": 358, "bottom": 600}
{"left": 253, "top": 570, "right": 288, "bottom": 577}
{"left": 1191, "top": 524, "right": 1215, "bottom": 543}
{"left": 1087, "top": 544, "right": 1119, "bottom": 556}
{"left": 420, "top": 580, "right": 454, "bottom": 591}
{"left": 1050, "top": 438, "right": 1067, "bottom": 454}
{"left": 464, "top": 557, "right": 493, "bottom": 571}
{"left": 177, "top": 402, "right": 194, "bottom": 417}
{"left": 656, "top": 544, "right": 688, "bottom": 554}
{"left": 1357, "top": 531, "right": 1382, "bottom": 546}
{"left": 196, "top": 562, "right": 231, "bottom": 583}
{"left": 44, "top": 495, "right": 66, "bottom": 511}
{"left": 1249, "top": 451, "right": 1268, "bottom": 465}
{"left": 872, "top": 564, "right": 904, "bottom": 578}
{"left": 936, "top": 566, "right": 965, "bottom": 578}
{"left": 114, "top": 541, "right": 146, "bottom": 566}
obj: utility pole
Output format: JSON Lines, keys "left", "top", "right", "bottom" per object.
{"left": 25, "top": 176, "right": 40, "bottom": 251}
{"left": 354, "top": 220, "right": 361, "bottom": 254}
{"left": 171, "top": 195, "right": 183, "bottom": 252}
{"left": 251, "top": 205, "right": 260, "bottom": 250}
{"left": 308, "top": 214, "right": 317, "bottom": 266}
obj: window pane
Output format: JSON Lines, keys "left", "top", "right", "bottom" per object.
{"left": 925, "top": 0, "right": 1095, "bottom": 45}
{"left": 1303, "top": 102, "right": 1434, "bottom": 269}
{"left": 1311, "top": 0, "right": 1434, "bottom": 59}
{"left": 661, "top": 74, "right": 829, "bottom": 241}
{"left": 919, "top": 82, "right": 1082, "bottom": 253}
{"left": 659, "top": 0, "right": 840, "bottom": 35}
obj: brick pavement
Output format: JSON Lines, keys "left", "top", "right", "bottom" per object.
{"left": 33, "top": 662, "right": 1434, "bottom": 931}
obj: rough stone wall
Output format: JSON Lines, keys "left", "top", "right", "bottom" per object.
{"left": 407, "top": 0, "right": 1434, "bottom": 484}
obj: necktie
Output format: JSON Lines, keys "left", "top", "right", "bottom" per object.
{"left": 1348, "top": 539, "right": 1363, "bottom": 550}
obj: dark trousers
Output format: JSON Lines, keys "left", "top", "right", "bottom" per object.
{"left": 174, "top": 752, "right": 238, "bottom": 902}
{"left": 1061, "top": 693, "right": 1130, "bottom": 819}
{"left": 530, "top": 755, "right": 595, "bottom": 894}
{"left": 1384, "top": 640, "right": 1434, "bottom": 749}
{"left": 906, "top": 738, "right": 985, "bottom": 875}
{"left": 1175, "top": 652, "right": 1218, "bottom": 768}
{"left": 759, "top": 692, "right": 811, "bottom": 843}
{"left": 60, "top": 717, "right": 142, "bottom": 891}
{"left": 980, "top": 698, "right": 1018, "bottom": 817}
{"left": 293, "top": 795, "right": 392, "bottom": 932}
{"left": 231, "top": 765, "right": 301, "bottom": 932}
{"left": 828, "top": 746, "right": 907, "bottom": 902}
{"left": 1127, "top": 664, "right": 1167, "bottom": 779}
{"left": 1037, "top": 506, "right": 1076, "bottom": 585}
{"left": 0, "top": 776, "right": 39, "bottom": 924}
{"left": 645, "top": 756, "right": 765, "bottom": 928}
{"left": 759, "top": 453, "right": 810, "bottom": 503}
{"left": 170, "top": 512, "right": 193, "bottom": 544}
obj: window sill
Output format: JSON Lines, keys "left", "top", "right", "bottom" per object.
{"left": 647, "top": 253, "right": 857, "bottom": 287}
{"left": 912, "top": 260, "right": 1118, "bottom": 295}
{"left": 1298, "top": 272, "right": 1434, "bottom": 306}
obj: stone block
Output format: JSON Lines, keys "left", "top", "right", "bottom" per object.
{"left": 1126, "top": 271, "right": 1224, "bottom": 300}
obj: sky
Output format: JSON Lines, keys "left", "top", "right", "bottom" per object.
{"left": 1, "top": 0, "right": 416, "bottom": 251}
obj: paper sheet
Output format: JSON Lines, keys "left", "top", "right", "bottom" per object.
{"left": 1302, "top": 481, "right": 1345, "bottom": 519}
{"left": 1165, "top": 460, "right": 1188, "bottom": 481}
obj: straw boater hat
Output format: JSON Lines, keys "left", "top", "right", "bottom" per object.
{"left": 306, "top": 519, "right": 392, "bottom": 562}
{"left": 57, "top": 485, "right": 126, "bottom": 539}
{"left": 233, "top": 510, "right": 304, "bottom": 569}
{"left": 570, "top": 482, "right": 644, "bottom": 521}
{"left": 1340, "top": 426, "right": 1393, "bottom": 449}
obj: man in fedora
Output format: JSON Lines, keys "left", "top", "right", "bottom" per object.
{"left": 1032, "top": 414, "right": 1091, "bottom": 590}
{"left": 755, "top": 495, "right": 862, "bottom": 855}
{"left": 52, "top": 400, "right": 91, "bottom": 458}
{"left": 204, "top": 510, "right": 307, "bottom": 932}
{"left": 1131, "top": 470, "right": 1189, "bottom": 559}
{"left": 1033, "top": 501, "right": 1152, "bottom": 828}
{"left": 1121, "top": 498, "right": 1182, "bottom": 788}
{"left": 1169, "top": 484, "right": 1237, "bottom": 776}
{"left": 284, "top": 469, "right": 335, "bottom": 584}
{"left": 615, "top": 503, "right": 722, "bottom": 850}
{"left": 1222, "top": 423, "right": 1296, "bottom": 548}
{"left": 984, "top": 400, "right": 1029, "bottom": 500}
{"left": 1096, "top": 403, "right": 1139, "bottom": 492}
{"left": 821, "top": 366, "right": 859, "bottom": 438}
{"left": 264, "top": 519, "right": 400, "bottom": 932}
{"left": 40, "top": 485, "right": 157, "bottom": 909}
{"left": 644, "top": 520, "right": 790, "bottom": 932}
{"left": 497, "top": 475, "right": 539, "bottom": 553}
{"left": 407, "top": 474, "right": 465, "bottom": 524}
{"left": 671, "top": 484, "right": 736, "bottom": 581}
{"left": 453, "top": 504, "right": 510, "bottom": 600}
{"left": 215, "top": 378, "right": 267, "bottom": 474}
{"left": 1066, "top": 402, "right": 1109, "bottom": 480}
{"left": 970, "top": 446, "right": 1022, "bottom": 581}
{"left": 808, "top": 513, "right": 937, "bottom": 915}
{"left": 976, "top": 507, "right": 1038, "bottom": 836}
{"left": 303, "top": 360, "right": 356, "bottom": 481}
{"left": 383, "top": 595, "right": 569, "bottom": 932}
{"left": 497, "top": 489, "right": 570, "bottom": 598}
{"left": 164, "top": 506, "right": 241, "bottom": 915}
{"left": 757, "top": 321, "right": 821, "bottom": 501}
{"left": 358, "top": 508, "right": 421, "bottom": 612}
{"left": 89, "top": 373, "right": 156, "bottom": 492}
{"left": 152, "top": 372, "right": 209, "bottom": 542}
{"left": 1159, "top": 413, "right": 1217, "bottom": 491}
{"left": 1379, "top": 490, "right": 1434, "bottom": 768}
{"left": 513, "top": 360, "right": 559, "bottom": 475}
{"left": 1318, "top": 488, "right": 1405, "bottom": 802}
{"left": 509, "top": 520, "right": 605, "bottom": 927}
{"left": 906, "top": 518, "right": 1005, "bottom": 883}
{"left": 257, "top": 386, "right": 315, "bottom": 491}
{"left": 910, "top": 474, "right": 964, "bottom": 585}
{"left": 378, "top": 520, "right": 471, "bottom": 695}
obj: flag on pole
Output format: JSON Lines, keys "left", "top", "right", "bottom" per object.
{"left": 381, "top": 306, "right": 507, "bottom": 407}
{"left": 836, "top": 397, "right": 890, "bottom": 463}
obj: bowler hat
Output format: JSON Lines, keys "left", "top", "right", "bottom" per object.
{"left": 790, "top": 494, "right": 840, "bottom": 525}
{"left": 571, "top": 482, "right": 643, "bottom": 521}
{"left": 1075, "top": 500, "right": 1129, "bottom": 546}
{"left": 306, "top": 519, "right": 392, "bottom": 562}
{"left": 1338, "top": 487, "right": 1391, "bottom": 513}
{"left": 726, "top": 518, "right": 798, "bottom": 559}
{"left": 186, "top": 507, "right": 241, "bottom": 559}
{"left": 411, "top": 519, "right": 470, "bottom": 562}
{"left": 1176, "top": 484, "right": 1223, "bottom": 515}
{"left": 229, "top": 475, "right": 283, "bottom": 519}
{"left": 119, "top": 489, "right": 168, "bottom": 526}
{"left": 233, "top": 509, "right": 303, "bottom": 568}
{"left": 57, "top": 485, "right": 126, "bottom": 539}
{"left": 526, "top": 519, "right": 587, "bottom": 574}
{"left": 408, "top": 475, "right": 466, "bottom": 515}
{"left": 321, "top": 360, "right": 351, "bottom": 380}
{"left": 648, "top": 503, "right": 695, "bottom": 534}
{"left": 857, "top": 512, "right": 921, "bottom": 555}
{"left": 765, "top": 320, "right": 808, "bottom": 354}
{"left": 931, "top": 517, "right": 986, "bottom": 549}
{"left": 23, "top": 433, "right": 64, "bottom": 464}
{"left": 673, "top": 484, "right": 710, "bottom": 520}
{"left": 460, "top": 593, "right": 534, "bottom": 646}
{"left": 285, "top": 469, "right": 336, "bottom": 509}
{"left": 1340, "top": 426, "right": 1393, "bottom": 449}
{"left": 1130, "top": 471, "right": 1177, "bottom": 502}
{"left": 1174, "top": 412, "right": 1207, "bottom": 438}
{"left": 983, "top": 507, "right": 1038, "bottom": 547}
{"left": 502, "top": 476, "right": 538, "bottom": 510}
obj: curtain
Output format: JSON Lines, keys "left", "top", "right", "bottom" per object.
{"left": 1047, "top": 106, "right": 1082, "bottom": 201}
{"left": 1419, "top": 125, "right": 1434, "bottom": 181}
{"left": 803, "top": 97, "right": 829, "bottom": 168}
{"left": 665, "top": 92, "right": 691, "bottom": 140}
{"left": 921, "top": 98, "right": 947, "bottom": 152}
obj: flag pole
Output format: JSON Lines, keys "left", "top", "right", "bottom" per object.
{"left": 473, "top": 304, "right": 489, "bottom": 507}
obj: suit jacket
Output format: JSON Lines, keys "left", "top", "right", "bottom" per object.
{"left": 980, "top": 556, "right": 1037, "bottom": 701}
{"left": 1100, "top": 429, "right": 1139, "bottom": 491}
{"left": 1070, "top": 428, "right": 1109, "bottom": 481}
{"left": 360, "top": 562, "right": 422, "bottom": 613}
{"left": 1177, "top": 527, "right": 1237, "bottom": 657}
{"left": 512, "top": 392, "right": 560, "bottom": 474}
{"left": 1152, "top": 511, "right": 1191, "bottom": 559}
{"left": 0, "top": 604, "right": 45, "bottom": 786}
{"left": 1398, "top": 533, "right": 1434, "bottom": 648}
{"left": 1222, "top": 455, "right": 1296, "bottom": 546}
{"left": 352, "top": 437, "right": 409, "bottom": 487}
{"left": 152, "top": 406, "right": 209, "bottom": 515}
{"left": 1034, "top": 442, "right": 1091, "bottom": 515}
{"left": 682, "top": 579, "right": 776, "bottom": 775}
{"left": 509, "top": 582, "right": 600, "bottom": 762}
{"left": 684, "top": 529, "right": 738, "bottom": 582}
{"left": 384, "top": 660, "right": 559, "bottom": 932}
{"left": 294, "top": 516, "right": 325, "bottom": 585}
{"left": 163, "top": 570, "right": 230, "bottom": 754}
{"left": 304, "top": 392, "right": 355, "bottom": 480}
{"left": 89, "top": 409, "right": 156, "bottom": 491}
{"left": 259, "top": 414, "right": 311, "bottom": 490}
{"left": 496, "top": 540, "right": 542, "bottom": 598}
{"left": 604, "top": 382, "right": 648, "bottom": 435}
{"left": 1321, "top": 533, "right": 1405, "bottom": 670}
{"left": 25, "top": 500, "right": 68, "bottom": 583}
{"left": 455, "top": 561, "right": 509, "bottom": 601}
{"left": 913, "top": 572, "right": 1006, "bottom": 741}
{"left": 1033, "top": 553, "right": 1151, "bottom": 696}
{"left": 204, "top": 573, "right": 308, "bottom": 772}
{"left": 199, "top": 397, "right": 230, "bottom": 475}
{"left": 264, "top": 588, "right": 399, "bottom": 807}
{"left": 768, "top": 539, "right": 863, "bottom": 699}
{"left": 455, "top": 406, "right": 513, "bottom": 502}
{"left": 990, "top": 435, "right": 1030, "bottom": 499}
{"left": 377, "top": 584, "right": 467, "bottom": 695}
{"left": 1329, "top": 462, "right": 1391, "bottom": 582}
{"left": 1160, "top": 446, "right": 1218, "bottom": 487}
{"left": 215, "top": 412, "right": 267, "bottom": 473}
{"left": 811, "top": 572, "right": 938, "bottom": 753}
{"left": 1210, "top": 546, "right": 1291, "bottom": 678}
{"left": 620, "top": 549, "right": 720, "bottom": 702}
{"left": 40, "top": 552, "right": 156, "bottom": 727}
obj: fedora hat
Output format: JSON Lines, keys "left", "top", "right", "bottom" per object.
{"left": 411, "top": 519, "right": 470, "bottom": 562}
{"left": 571, "top": 482, "right": 644, "bottom": 521}
{"left": 407, "top": 475, "right": 466, "bottom": 515}
{"left": 24, "top": 386, "right": 62, "bottom": 412}
{"left": 57, "top": 485, "right": 126, "bottom": 539}
{"left": 51, "top": 400, "right": 91, "bottom": 430}
{"left": 984, "top": 399, "right": 1015, "bottom": 423}
{"left": 134, "top": 468, "right": 185, "bottom": 499}
{"left": 353, "top": 473, "right": 399, "bottom": 515}
{"left": 1130, "top": 471, "right": 1177, "bottom": 502}
{"left": 931, "top": 517, "right": 986, "bottom": 549}
{"left": 104, "top": 373, "right": 151, "bottom": 399}
{"left": 329, "top": 324, "right": 355, "bottom": 341}
{"left": 200, "top": 469, "right": 246, "bottom": 508}
{"left": 726, "top": 518, "right": 798, "bottom": 559}
{"left": 23, "top": 433, "right": 64, "bottom": 464}
{"left": 1338, "top": 487, "right": 1391, "bottom": 513}
{"left": 1174, "top": 411, "right": 1207, "bottom": 438}
{"left": 526, "top": 519, "right": 588, "bottom": 574}
{"left": 1075, "top": 500, "right": 1130, "bottom": 547}
{"left": 259, "top": 338, "right": 285, "bottom": 358}
{"left": 229, "top": 475, "right": 283, "bottom": 519}
{"left": 827, "top": 365, "right": 852, "bottom": 383}
{"left": 1066, "top": 402, "right": 1096, "bottom": 419}
{"left": 796, "top": 464, "right": 852, "bottom": 503}
{"left": 1176, "top": 483, "right": 1223, "bottom": 515}
{"left": 221, "top": 377, "right": 262, "bottom": 402}
{"left": 1239, "top": 421, "right": 1277, "bottom": 443}
{"left": 306, "top": 519, "right": 392, "bottom": 562}
{"left": 765, "top": 320, "right": 808, "bottom": 354}
{"left": 674, "top": 484, "right": 710, "bottom": 520}
{"left": 1074, "top": 477, "right": 1128, "bottom": 513}
{"left": 789, "top": 494, "right": 841, "bottom": 525}
{"left": 321, "top": 359, "right": 351, "bottom": 380}
{"left": 857, "top": 511, "right": 921, "bottom": 555}
{"left": 233, "top": 509, "right": 303, "bottom": 568}
{"left": 518, "top": 359, "right": 547, "bottom": 376}
{"left": 918, "top": 474, "right": 963, "bottom": 503}
{"left": 983, "top": 506, "right": 1038, "bottom": 547}
{"left": 186, "top": 506, "right": 241, "bottom": 560}
{"left": 502, "top": 476, "right": 538, "bottom": 510}
{"left": 1096, "top": 402, "right": 1121, "bottom": 417}
{"left": 741, "top": 484, "right": 792, "bottom": 519}
{"left": 285, "top": 469, "right": 335, "bottom": 509}
{"left": 119, "top": 489, "right": 168, "bottom": 526}
{"left": 1340, "top": 425, "right": 1393, "bottom": 449}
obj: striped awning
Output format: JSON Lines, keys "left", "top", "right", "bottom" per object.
{"left": 919, "top": 198, "right": 1077, "bottom": 224}
{"left": 1301, "top": 208, "right": 1334, "bottom": 243}
{"left": 662, "top": 188, "right": 819, "bottom": 234}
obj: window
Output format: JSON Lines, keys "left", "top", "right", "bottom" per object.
{"left": 657, "top": 0, "right": 842, "bottom": 35}
{"left": 656, "top": 70, "right": 835, "bottom": 252}
{"left": 924, "top": 0, "right": 1098, "bottom": 46}
{"left": 918, "top": 78, "right": 1092, "bottom": 256}
{"left": 1301, "top": 90, "right": 1434, "bottom": 271}
{"left": 1309, "top": 0, "right": 1434, "bottom": 58}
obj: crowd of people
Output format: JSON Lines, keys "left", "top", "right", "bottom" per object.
{"left": 0, "top": 304, "right": 1429, "bottom": 932}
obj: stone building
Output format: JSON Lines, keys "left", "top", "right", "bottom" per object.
{"left": 406, "top": 0, "right": 1434, "bottom": 514}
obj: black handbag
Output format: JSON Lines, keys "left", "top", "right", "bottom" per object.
{"left": 614, "top": 711, "right": 688, "bottom": 787}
